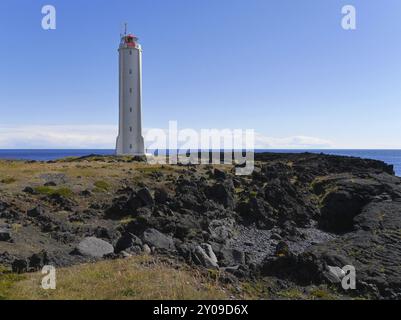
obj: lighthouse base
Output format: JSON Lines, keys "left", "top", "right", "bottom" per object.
{"left": 115, "top": 135, "right": 145, "bottom": 157}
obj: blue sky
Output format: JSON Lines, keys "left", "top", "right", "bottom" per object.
{"left": 1, "top": 0, "right": 401, "bottom": 149}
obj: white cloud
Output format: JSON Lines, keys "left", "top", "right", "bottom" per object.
{"left": 0, "top": 124, "right": 333, "bottom": 149}
{"left": 254, "top": 133, "right": 333, "bottom": 149}
{"left": 0, "top": 125, "right": 117, "bottom": 149}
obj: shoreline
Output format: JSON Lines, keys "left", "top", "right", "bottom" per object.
{"left": 1, "top": 152, "right": 400, "bottom": 299}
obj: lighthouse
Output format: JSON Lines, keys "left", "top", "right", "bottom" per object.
{"left": 116, "top": 30, "right": 145, "bottom": 156}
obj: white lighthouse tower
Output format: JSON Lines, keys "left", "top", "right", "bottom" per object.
{"left": 116, "top": 29, "right": 145, "bottom": 156}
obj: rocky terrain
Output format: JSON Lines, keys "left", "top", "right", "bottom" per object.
{"left": 1, "top": 152, "right": 401, "bottom": 299}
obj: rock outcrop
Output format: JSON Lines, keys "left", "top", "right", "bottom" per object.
{"left": 1, "top": 152, "right": 401, "bottom": 299}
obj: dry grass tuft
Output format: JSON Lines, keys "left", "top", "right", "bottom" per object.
{"left": 3, "top": 256, "right": 229, "bottom": 300}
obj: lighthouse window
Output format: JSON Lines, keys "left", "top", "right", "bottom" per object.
{"left": 129, "top": 88, "right": 132, "bottom": 94}
{"left": 130, "top": 126, "right": 132, "bottom": 132}
{"left": 130, "top": 108, "right": 132, "bottom": 112}
{"left": 129, "top": 69, "right": 132, "bottom": 74}
{"left": 130, "top": 144, "right": 132, "bottom": 149}
{"left": 129, "top": 50, "right": 132, "bottom": 55}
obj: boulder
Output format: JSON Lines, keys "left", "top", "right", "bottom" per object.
{"left": 142, "top": 244, "right": 152, "bottom": 255}
{"left": 22, "top": 186, "right": 36, "bottom": 194}
{"left": 193, "top": 244, "right": 219, "bottom": 269}
{"left": 154, "top": 188, "right": 168, "bottom": 204}
{"left": 213, "top": 168, "right": 227, "bottom": 180}
{"left": 45, "top": 194, "right": 76, "bottom": 211}
{"left": 216, "top": 247, "right": 246, "bottom": 267}
{"left": 12, "top": 259, "right": 28, "bottom": 273}
{"left": 208, "top": 218, "right": 235, "bottom": 244}
{"left": 0, "top": 228, "right": 11, "bottom": 242}
{"left": 28, "top": 250, "right": 49, "bottom": 271}
{"left": 80, "top": 189, "right": 93, "bottom": 197}
{"left": 323, "top": 266, "right": 345, "bottom": 283}
{"left": 142, "top": 228, "right": 175, "bottom": 251}
{"left": 137, "top": 187, "right": 154, "bottom": 206}
{"left": 174, "top": 215, "right": 201, "bottom": 240}
{"left": 75, "top": 237, "right": 114, "bottom": 258}
{"left": 206, "top": 183, "right": 234, "bottom": 209}
{"left": 115, "top": 232, "right": 143, "bottom": 253}
{"left": 95, "top": 226, "right": 120, "bottom": 241}
{"left": 27, "top": 206, "right": 44, "bottom": 218}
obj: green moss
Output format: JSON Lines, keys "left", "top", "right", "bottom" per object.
{"left": 34, "top": 186, "right": 53, "bottom": 195}
{"left": 94, "top": 180, "right": 110, "bottom": 191}
{"left": 234, "top": 188, "right": 244, "bottom": 194}
{"left": 249, "top": 191, "right": 258, "bottom": 198}
{"left": 34, "top": 186, "right": 73, "bottom": 197}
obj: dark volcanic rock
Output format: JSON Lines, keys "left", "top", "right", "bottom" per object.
{"left": 0, "top": 228, "right": 11, "bottom": 242}
{"left": 154, "top": 188, "right": 169, "bottom": 204}
{"left": 28, "top": 250, "right": 50, "bottom": 271}
{"left": 208, "top": 218, "right": 236, "bottom": 244}
{"left": 0, "top": 201, "right": 19, "bottom": 220}
{"left": 137, "top": 187, "right": 154, "bottom": 206}
{"left": 262, "top": 199, "right": 401, "bottom": 299}
{"left": 44, "top": 194, "right": 76, "bottom": 211}
{"left": 12, "top": 258, "right": 28, "bottom": 273}
{"left": 213, "top": 168, "right": 227, "bottom": 180}
{"left": 3, "top": 152, "right": 401, "bottom": 299}
{"left": 206, "top": 182, "right": 234, "bottom": 209}
{"left": 80, "top": 189, "right": 93, "bottom": 197}
{"left": 22, "top": 186, "right": 36, "bottom": 194}
{"left": 316, "top": 175, "right": 387, "bottom": 233}
{"left": 11, "top": 251, "right": 51, "bottom": 273}
{"left": 142, "top": 228, "right": 175, "bottom": 251}
{"left": 27, "top": 206, "right": 45, "bottom": 218}
{"left": 115, "top": 232, "right": 143, "bottom": 253}
{"left": 107, "top": 187, "right": 154, "bottom": 217}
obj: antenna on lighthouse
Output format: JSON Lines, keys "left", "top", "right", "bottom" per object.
{"left": 124, "top": 22, "right": 128, "bottom": 35}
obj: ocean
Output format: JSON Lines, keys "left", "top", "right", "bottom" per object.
{"left": 0, "top": 149, "right": 400, "bottom": 176}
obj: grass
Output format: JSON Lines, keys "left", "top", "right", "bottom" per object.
{"left": 34, "top": 186, "right": 73, "bottom": 197}
{"left": 277, "top": 288, "right": 307, "bottom": 300}
{"left": 309, "top": 287, "right": 338, "bottom": 300}
{"left": 94, "top": 180, "right": 110, "bottom": 192}
{"left": 0, "top": 177, "right": 17, "bottom": 184}
{"left": 0, "top": 266, "right": 26, "bottom": 300}
{"left": 276, "top": 286, "right": 341, "bottom": 300}
{"left": 241, "top": 280, "right": 270, "bottom": 299}
{"left": 137, "top": 165, "right": 175, "bottom": 174}
{"left": 1, "top": 256, "right": 230, "bottom": 300}
{"left": 11, "top": 223, "right": 22, "bottom": 233}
